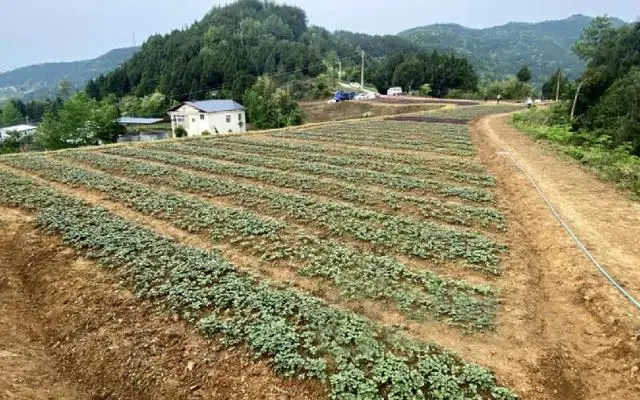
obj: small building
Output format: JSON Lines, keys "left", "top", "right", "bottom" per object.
{"left": 116, "top": 117, "right": 169, "bottom": 143}
{"left": 0, "top": 124, "right": 37, "bottom": 141}
{"left": 167, "top": 100, "right": 246, "bottom": 138}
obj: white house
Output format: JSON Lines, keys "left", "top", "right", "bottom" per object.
{"left": 168, "top": 100, "right": 246, "bottom": 138}
{"left": 0, "top": 124, "right": 37, "bottom": 141}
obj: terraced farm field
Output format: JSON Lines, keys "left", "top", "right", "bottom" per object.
{"left": 11, "top": 103, "right": 637, "bottom": 400}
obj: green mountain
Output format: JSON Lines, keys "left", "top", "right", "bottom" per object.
{"left": 398, "top": 14, "right": 625, "bottom": 85}
{"left": 0, "top": 47, "right": 139, "bottom": 102}
{"left": 90, "top": 0, "right": 424, "bottom": 101}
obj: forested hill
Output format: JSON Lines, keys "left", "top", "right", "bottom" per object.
{"left": 89, "top": 0, "right": 420, "bottom": 101}
{"left": 399, "top": 14, "right": 625, "bottom": 84}
{"left": 0, "top": 47, "right": 139, "bottom": 102}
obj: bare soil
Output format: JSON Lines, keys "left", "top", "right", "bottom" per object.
{"left": 0, "top": 208, "right": 326, "bottom": 400}
{"left": 464, "top": 114, "right": 640, "bottom": 399}
{"left": 371, "top": 97, "right": 479, "bottom": 106}
{"left": 300, "top": 101, "right": 442, "bottom": 123}
{"left": 386, "top": 116, "right": 469, "bottom": 124}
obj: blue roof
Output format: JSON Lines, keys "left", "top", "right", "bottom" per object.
{"left": 171, "top": 100, "right": 245, "bottom": 113}
{"left": 118, "top": 117, "right": 164, "bottom": 125}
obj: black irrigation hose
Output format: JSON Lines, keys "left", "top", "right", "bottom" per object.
{"left": 500, "top": 150, "right": 640, "bottom": 311}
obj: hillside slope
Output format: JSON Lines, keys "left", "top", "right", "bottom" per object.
{"left": 91, "top": 0, "right": 421, "bottom": 102}
{"left": 0, "top": 47, "right": 139, "bottom": 101}
{"left": 399, "top": 14, "right": 625, "bottom": 84}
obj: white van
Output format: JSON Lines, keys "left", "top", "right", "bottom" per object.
{"left": 387, "top": 87, "right": 403, "bottom": 96}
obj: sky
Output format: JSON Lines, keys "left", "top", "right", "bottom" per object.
{"left": 0, "top": 0, "right": 637, "bottom": 72}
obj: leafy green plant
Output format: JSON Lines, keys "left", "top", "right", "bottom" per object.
{"left": 0, "top": 170, "right": 517, "bottom": 399}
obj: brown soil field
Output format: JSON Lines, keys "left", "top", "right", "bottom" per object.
{"left": 2, "top": 108, "right": 640, "bottom": 399}
{"left": 0, "top": 209, "right": 325, "bottom": 400}
{"left": 299, "top": 100, "right": 443, "bottom": 123}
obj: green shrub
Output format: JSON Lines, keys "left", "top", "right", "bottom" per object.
{"left": 174, "top": 126, "right": 187, "bottom": 138}
{"left": 201, "top": 130, "right": 212, "bottom": 136}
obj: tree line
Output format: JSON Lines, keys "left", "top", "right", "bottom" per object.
{"left": 535, "top": 17, "right": 640, "bottom": 155}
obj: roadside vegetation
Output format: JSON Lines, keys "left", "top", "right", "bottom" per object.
{"left": 513, "top": 105, "right": 640, "bottom": 197}
{"left": 512, "top": 17, "right": 640, "bottom": 197}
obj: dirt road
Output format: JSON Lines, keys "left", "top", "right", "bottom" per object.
{"left": 471, "top": 114, "right": 640, "bottom": 400}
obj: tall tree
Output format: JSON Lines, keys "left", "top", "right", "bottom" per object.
{"left": 1, "top": 101, "right": 23, "bottom": 126}
{"left": 243, "top": 76, "right": 304, "bottom": 129}
{"left": 517, "top": 66, "right": 532, "bottom": 83}
{"left": 37, "top": 92, "right": 124, "bottom": 149}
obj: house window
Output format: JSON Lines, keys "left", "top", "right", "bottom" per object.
{"left": 238, "top": 113, "right": 242, "bottom": 121}
{"left": 192, "top": 117, "right": 196, "bottom": 123}
{"left": 226, "top": 115, "right": 231, "bottom": 123}
{"left": 200, "top": 114, "right": 205, "bottom": 120}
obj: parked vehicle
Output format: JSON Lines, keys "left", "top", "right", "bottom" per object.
{"left": 335, "top": 91, "right": 357, "bottom": 102}
{"left": 387, "top": 87, "right": 403, "bottom": 96}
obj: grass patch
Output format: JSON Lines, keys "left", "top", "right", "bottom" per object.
{"left": 512, "top": 107, "right": 640, "bottom": 198}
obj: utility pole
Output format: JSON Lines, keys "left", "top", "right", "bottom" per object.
{"left": 571, "top": 79, "right": 585, "bottom": 122}
{"left": 360, "top": 50, "right": 365, "bottom": 90}
{"left": 556, "top": 68, "right": 561, "bottom": 101}
{"left": 337, "top": 60, "right": 342, "bottom": 82}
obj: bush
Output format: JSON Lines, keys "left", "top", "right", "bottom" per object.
{"left": 174, "top": 126, "right": 187, "bottom": 138}
{"left": 201, "top": 130, "right": 212, "bottom": 136}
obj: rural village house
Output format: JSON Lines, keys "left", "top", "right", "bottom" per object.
{"left": 168, "top": 100, "right": 246, "bottom": 138}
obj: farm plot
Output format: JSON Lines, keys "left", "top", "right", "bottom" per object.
{"left": 0, "top": 116, "right": 518, "bottom": 399}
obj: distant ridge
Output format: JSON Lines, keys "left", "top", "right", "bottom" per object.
{"left": 398, "top": 14, "right": 626, "bottom": 84}
{"left": 0, "top": 46, "right": 139, "bottom": 102}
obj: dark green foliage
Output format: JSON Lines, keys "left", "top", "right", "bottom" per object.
{"left": 368, "top": 51, "right": 478, "bottom": 96}
{"left": 541, "top": 69, "right": 572, "bottom": 100}
{"left": 0, "top": 131, "right": 35, "bottom": 154}
{"left": 516, "top": 66, "right": 532, "bottom": 83}
{"left": 332, "top": 31, "right": 421, "bottom": 58}
{"left": 36, "top": 92, "right": 123, "bottom": 149}
{"left": 92, "top": 1, "right": 321, "bottom": 101}
{"left": 90, "top": 1, "right": 464, "bottom": 103}
{"left": 399, "top": 15, "right": 625, "bottom": 86}
{"left": 243, "top": 76, "right": 304, "bottom": 129}
{"left": 174, "top": 126, "right": 187, "bottom": 138}
{"left": 589, "top": 67, "right": 640, "bottom": 152}
{"left": 571, "top": 19, "right": 640, "bottom": 154}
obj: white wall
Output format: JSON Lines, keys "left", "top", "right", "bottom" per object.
{"left": 170, "top": 104, "right": 246, "bottom": 138}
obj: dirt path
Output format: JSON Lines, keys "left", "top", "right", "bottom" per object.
{"left": 470, "top": 115, "right": 640, "bottom": 400}
{"left": 481, "top": 114, "right": 640, "bottom": 308}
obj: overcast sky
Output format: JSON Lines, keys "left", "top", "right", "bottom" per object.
{"left": 1, "top": 0, "right": 637, "bottom": 72}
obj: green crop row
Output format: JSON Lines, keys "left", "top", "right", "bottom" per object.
{"left": 148, "top": 143, "right": 504, "bottom": 230}
{"left": 273, "top": 130, "right": 475, "bottom": 156}
{"left": 302, "top": 122, "right": 474, "bottom": 144}
{"left": 3, "top": 154, "right": 498, "bottom": 330}
{"left": 0, "top": 170, "right": 516, "bottom": 400}
{"left": 140, "top": 144, "right": 494, "bottom": 203}
{"left": 66, "top": 149, "right": 505, "bottom": 232}
{"left": 100, "top": 148, "right": 505, "bottom": 269}
{"left": 179, "top": 139, "right": 496, "bottom": 187}
{"left": 222, "top": 136, "right": 487, "bottom": 173}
